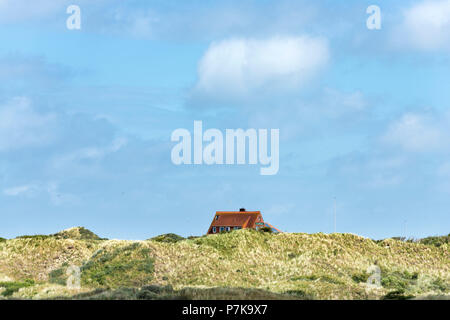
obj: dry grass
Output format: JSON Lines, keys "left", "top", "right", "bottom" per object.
{"left": 0, "top": 229, "right": 448, "bottom": 299}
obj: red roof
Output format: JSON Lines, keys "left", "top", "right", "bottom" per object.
{"left": 207, "top": 211, "right": 264, "bottom": 234}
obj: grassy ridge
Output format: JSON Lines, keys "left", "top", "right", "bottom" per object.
{"left": 0, "top": 229, "right": 448, "bottom": 299}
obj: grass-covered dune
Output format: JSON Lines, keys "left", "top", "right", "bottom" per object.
{"left": 0, "top": 228, "right": 448, "bottom": 300}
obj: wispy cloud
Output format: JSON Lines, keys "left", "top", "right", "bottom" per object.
{"left": 0, "top": 97, "right": 56, "bottom": 151}
{"left": 3, "top": 181, "right": 79, "bottom": 206}
{"left": 380, "top": 110, "right": 450, "bottom": 153}
{"left": 3, "top": 184, "right": 36, "bottom": 196}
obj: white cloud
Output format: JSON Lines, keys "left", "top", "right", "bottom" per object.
{"left": 381, "top": 111, "right": 450, "bottom": 153}
{"left": 50, "top": 137, "right": 127, "bottom": 170}
{"left": 395, "top": 0, "right": 450, "bottom": 51}
{"left": 194, "top": 35, "right": 329, "bottom": 100}
{"left": 3, "top": 184, "right": 36, "bottom": 196}
{"left": 0, "top": 97, "right": 56, "bottom": 151}
{"left": 3, "top": 181, "right": 79, "bottom": 205}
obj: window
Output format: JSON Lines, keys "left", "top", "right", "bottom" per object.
{"left": 234, "top": 226, "right": 241, "bottom": 230}
{"left": 212, "top": 227, "right": 216, "bottom": 233}
{"left": 226, "top": 227, "right": 231, "bottom": 232}
{"left": 215, "top": 215, "right": 219, "bottom": 220}
{"left": 219, "top": 227, "right": 225, "bottom": 232}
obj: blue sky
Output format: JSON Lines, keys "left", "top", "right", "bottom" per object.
{"left": 1, "top": 0, "right": 449, "bottom": 239}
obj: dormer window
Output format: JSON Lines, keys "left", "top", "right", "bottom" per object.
{"left": 215, "top": 215, "right": 219, "bottom": 220}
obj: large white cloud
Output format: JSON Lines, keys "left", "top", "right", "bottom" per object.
{"left": 395, "top": 0, "right": 450, "bottom": 51}
{"left": 194, "top": 35, "right": 329, "bottom": 100}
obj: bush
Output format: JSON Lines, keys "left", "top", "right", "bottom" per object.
{"left": 15, "top": 235, "right": 51, "bottom": 240}
{"left": 283, "top": 290, "right": 314, "bottom": 299}
{"left": 381, "top": 270, "right": 418, "bottom": 290}
{"left": 431, "top": 278, "right": 449, "bottom": 292}
{"left": 0, "top": 237, "right": 6, "bottom": 242}
{"left": 382, "top": 290, "right": 415, "bottom": 300}
{"left": 0, "top": 279, "right": 35, "bottom": 297}
{"left": 419, "top": 234, "right": 449, "bottom": 247}
{"left": 49, "top": 267, "right": 68, "bottom": 285}
{"left": 52, "top": 227, "right": 106, "bottom": 240}
{"left": 150, "top": 233, "right": 185, "bottom": 243}
{"left": 259, "top": 227, "right": 272, "bottom": 233}
{"left": 352, "top": 272, "right": 369, "bottom": 283}
{"left": 81, "top": 243, "right": 154, "bottom": 288}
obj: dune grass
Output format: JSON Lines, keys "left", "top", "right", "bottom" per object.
{"left": 0, "top": 229, "right": 448, "bottom": 300}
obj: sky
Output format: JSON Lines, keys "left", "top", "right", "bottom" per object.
{"left": 0, "top": 0, "right": 449, "bottom": 240}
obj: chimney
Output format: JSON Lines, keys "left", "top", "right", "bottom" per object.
{"left": 239, "top": 208, "right": 246, "bottom": 212}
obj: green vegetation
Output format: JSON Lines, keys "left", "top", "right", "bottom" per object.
{"left": 81, "top": 243, "right": 154, "bottom": 288}
{"left": 49, "top": 263, "right": 69, "bottom": 286}
{"left": 419, "top": 234, "right": 449, "bottom": 247}
{"left": 351, "top": 271, "right": 370, "bottom": 283}
{"left": 389, "top": 234, "right": 449, "bottom": 248}
{"left": 55, "top": 285, "right": 308, "bottom": 300}
{"left": 380, "top": 270, "right": 419, "bottom": 290}
{"left": 0, "top": 237, "right": 6, "bottom": 243}
{"left": 0, "top": 279, "right": 35, "bottom": 297}
{"left": 52, "top": 227, "right": 106, "bottom": 240}
{"left": 150, "top": 233, "right": 185, "bottom": 243}
{"left": 382, "top": 289, "right": 415, "bottom": 300}
{"left": 15, "top": 235, "right": 51, "bottom": 240}
{"left": 0, "top": 228, "right": 448, "bottom": 300}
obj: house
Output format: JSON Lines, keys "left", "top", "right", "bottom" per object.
{"left": 206, "top": 208, "right": 282, "bottom": 234}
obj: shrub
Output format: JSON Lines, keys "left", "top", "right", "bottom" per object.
{"left": 81, "top": 243, "right": 155, "bottom": 288}
{"left": 284, "top": 290, "right": 314, "bottom": 300}
{"left": 419, "top": 234, "right": 449, "bottom": 247}
{"left": 380, "top": 270, "right": 418, "bottom": 291}
{"left": 382, "top": 290, "right": 415, "bottom": 300}
{"left": 259, "top": 227, "right": 272, "bottom": 233}
{"left": 0, "top": 279, "right": 35, "bottom": 297}
{"left": 15, "top": 235, "right": 51, "bottom": 240}
{"left": 52, "top": 227, "right": 106, "bottom": 240}
{"left": 431, "top": 278, "right": 449, "bottom": 292}
{"left": 49, "top": 267, "right": 67, "bottom": 286}
{"left": 352, "top": 272, "right": 369, "bottom": 283}
{"left": 150, "top": 233, "right": 185, "bottom": 243}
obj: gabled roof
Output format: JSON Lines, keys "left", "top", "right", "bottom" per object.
{"left": 210, "top": 211, "right": 263, "bottom": 228}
